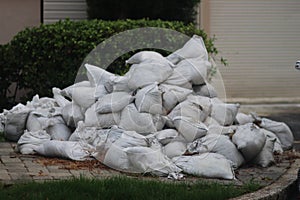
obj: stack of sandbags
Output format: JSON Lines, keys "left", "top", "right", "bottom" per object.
{"left": 0, "top": 35, "right": 294, "bottom": 180}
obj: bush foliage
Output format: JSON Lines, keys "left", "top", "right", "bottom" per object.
{"left": 0, "top": 19, "right": 217, "bottom": 110}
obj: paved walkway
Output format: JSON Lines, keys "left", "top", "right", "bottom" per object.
{"left": 0, "top": 141, "right": 296, "bottom": 187}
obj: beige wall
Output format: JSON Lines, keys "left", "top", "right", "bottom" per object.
{"left": 0, "top": 0, "right": 41, "bottom": 44}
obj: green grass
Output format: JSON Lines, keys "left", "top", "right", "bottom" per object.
{"left": 0, "top": 176, "right": 261, "bottom": 200}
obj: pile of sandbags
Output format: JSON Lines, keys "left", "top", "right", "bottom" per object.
{"left": 0, "top": 35, "right": 294, "bottom": 180}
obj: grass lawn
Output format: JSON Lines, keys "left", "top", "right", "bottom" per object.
{"left": 0, "top": 176, "right": 261, "bottom": 200}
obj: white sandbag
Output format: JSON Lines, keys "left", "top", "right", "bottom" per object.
{"left": 35, "top": 140, "right": 93, "bottom": 161}
{"left": 96, "top": 92, "right": 134, "bottom": 114}
{"left": 26, "top": 109, "right": 50, "bottom": 132}
{"left": 119, "top": 104, "right": 157, "bottom": 134}
{"left": 211, "top": 101, "right": 240, "bottom": 126}
{"left": 192, "top": 83, "right": 218, "bottom": 98}
{"left": 68, "top": 86, "right": 96, "bottom": 111}
{"left": 173, "top": 116, "right": 208, "bottom": 142}
{"left": 104, "top": 75, "right": 132, "bottom": 93}
{"left": 167, "top": 35, "right": 208, "bottom": 64}
{"left": 206, "top": 124, "right": 237, "bottom": 135}
{"left": 17, "top": 130, "right": 51, "bottom": 154}
{"left": 152, "top": 114, "right": 167, "bottom": 131}
{"left": 4, "top": 103, "right": 32, "bottom": 141}
{"left": 154, "top": 129, "right": 179, "bottom": 145}
{"left": 232, "top": 123, "right": 266, "bottom": 162}
{"left": 60, "top": 81, "right": 91, "bottom": 98}
{"left": 126, "top": 146, "right": 182, "bottom": 176}
{"left": 62, "top": 102, "right": 84, "bottom": 128}
{"left": 135, "top": 84, "right": 164, "bottom": 114}
{"left": 85, "top": 63, "right": 114, "bottom": 86}
{"left": 187, "top": 95, "right": 212, "bottom": 115}
{"left": 235, "top": 112, "right": 255, "bottom": 125}
{"left": 258, "top": 118, "right": 294, "bottom": 150}
{"left": 252, "top": 138, "right": 275, "bottom": 167}
{"left": 168, "top": 100, "right": 208, "bottom": 123}
{"left": 159, "top": 84, "right": 192, "bottom": 112}
{"left": 173, "top": 153, "right": 235, "bottom": 180}
{"left": 163, "top": 141, "right": 187, "bottom": 159}
{"left": 126, "top": 62, "right": 173, "bottom": 90}
{"left": 94, "top": 84, "right": 109, "bottom": 100}
{"left": 126, "top": 51, "right": 174, "bottom": 67}
{"left": 69, "top": 121, "right": 110, "bottom": 147}
{"left": 46, "top": 116, "right": 71, "bottom": 141}
{"left": 261, "top": 128, "right": 283, "bottom": 153}
{"left": 188, "top": 134, "right": 244, "bottom": 168}
{"left": 26, "top": 95, "right": 57, "bottom": 110}
{"left": 102, "top": 131, "right": 150, "bottom": 172}
{"left": 52, "top": 87, "right": 70, "bottom": 107}
{"left": 85, "top": 103, "right": 121, "bottom": 128}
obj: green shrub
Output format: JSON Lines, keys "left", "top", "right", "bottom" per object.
{"left": 86, "top": 0, "right": 201, "bottom": 24}
{"left": 1, "top": 19, "right": 217, "bottom": 110}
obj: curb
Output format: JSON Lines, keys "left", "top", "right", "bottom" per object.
{"left": 230, "top": 158, "right": 300, "bottom": 200}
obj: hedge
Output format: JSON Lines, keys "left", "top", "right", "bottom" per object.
{"left": 0, "top": 19, "right": 218, "bottom": 110}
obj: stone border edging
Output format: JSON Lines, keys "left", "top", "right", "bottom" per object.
{"left": 230, "top": 158, "right": 300, "bottom": 200}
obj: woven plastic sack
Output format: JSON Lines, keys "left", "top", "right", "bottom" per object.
{"left": 192, "top": 83, "right": 218, "bottom": 98}
{"left": 62, "top": 102, "right": 84, "bottom": 128}
{"left": 154, "top": 129, "right": 179, "bottom": 145}
{"left": 188, "top": 134, "right": 244, "bottom": 168}
{"left": 17, "top": 130, "right": 51, "bottom": 154}
{"left": 135, "top": 83, "right": 164, "bottom": 115}
{"left": 95, "top": 92, "right": 134, "bottom": 114}
{"left": 173, "top": 153, "right": 235, "bottom": 180}
{"left": 252, "top": 138, "right": 275, "bottom": 167}
{"left": 232, "top": 123, "right": 266, "bottom": 162}
{"left": 85, "top": 63, "right": 114, "bottom": 86}
{"left": 126, "top": 51, "right": 174, "bottom": 67}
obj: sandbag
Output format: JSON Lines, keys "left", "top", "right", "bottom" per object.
{"left": 167, "top": 35, "right": 208, "bottom": 64}
{"left": 173, "top": 116, "right": 208, "bottom": 142}
{"left": 204, "top": 116, "right": 237, "bottom": 135}
{"left": 211, "top": 100, "right": 240, "bottom": 126}
{"left": 261, "top": 128, "right": 283, "bottom": 153}
{"left": 126, "top": 62, "right": 173, "bottom": 90}
{"left": 102, "top": 131, "right": 150, "bottom": 172}
{"left": 67, "top": 86, "right": 96, "bottom": 111}
{"left": 159, "top": 84, "right": 192, "bottom": 112}
{"left": 187, "top": 95, "right": 212, "bottom": 115}
{"left": 85, "top": 63, "right": 114, "bottom": 86}
{"left": 135, "top": 84, "right": 164, "bottom": 114}
{"left": 168, "top": 100, "right": 208, "bottom": 123}
{"left": 154, "top": 129, "right": 179, "bottom": 145}
{"left": 126, "top": 146, "right": 182, "bottom": 176}
{"left": 188, "top": 134, "right": 244, "bottom": 168}
{"left": 192, "top": 83, "right": 218, "bottom": 98}
{"left": 68, "top": 121, "right": 109, "bottom": 147}
{"left": 46, "top": 116, "right": 72, "bottom": 141}
{"left": 26, "top": 95, "right": 57, "bottom": 110}
{"left": 104, "top": 75, "right": 132, "bottom": 93}
{"left": 119, "top": 104, "right": 157, "bottom": 134}
{"left": 235, "top": 112, "right": 255, "bottom": 125}
{"left": 17, "top": 130, "right": 51, "bottom": 154}
{"left": 94, "top": 84, "right": 109, "bottom": 100}
{"left": 61, "top": 81, "right": 91, "bottom": 98}
{"left": 252, "top": 138, "right": 275, "bottom": 167}
{"left": 35, "top": 140, "right": 93, "bottom": 161}
{"left": 62, "top": 102, "right": 84, "bottom": 128}
{"left": 258, "top": 118, "right": 294, "bottom": 150}
{"left": 152, "top": 114, "right": 167, "bottom": 131}
{"left": 126, "top": 51, "right": 174, "bottom": 67}
{"left": 163, "top": 141, "right": 187, "bottom": 159}
{"left": 232, "top": 123, "right": 266, "bottom": 162}
{"left": 52, "top": 87, "right": 70, "bottom": 107}
{"left": 4, "top": 103, "right": 32, "bottom": 141}
{"left": 173, "top": 153, "right": 235, "bottom": 180}
{"left": 96, "top": 92, "right": 134, "bottom": 114}
{"left": 84, "top": 103, "right": 121, "bottom": 128}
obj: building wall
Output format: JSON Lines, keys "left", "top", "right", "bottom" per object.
{"left": 200, "top": 0, "right": 300, "bottom": 100}
{"left": 0, "top": 0, "right": 41, "bottom": 44}
{"left": 43, "top": 0, "right": 87, "bottom": 24}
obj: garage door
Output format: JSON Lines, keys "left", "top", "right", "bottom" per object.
{"left": 205, "top": 0, "right": 300, "bottom": 100}
{"left": 43, "top": 0, "right": 87, "bottom": 24}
